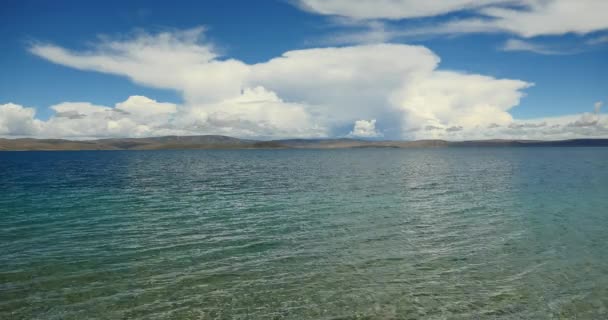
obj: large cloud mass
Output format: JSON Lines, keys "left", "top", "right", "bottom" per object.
{"left": 0, "top": 28, "right": 605, "bottom": 140}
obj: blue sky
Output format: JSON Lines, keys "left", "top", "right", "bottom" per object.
{"left": 1, "top": 0, "right": 607, "bottom": 140}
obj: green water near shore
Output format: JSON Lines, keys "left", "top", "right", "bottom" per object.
{"left": 1, "top": 148, "right": 608, "bottom": 319}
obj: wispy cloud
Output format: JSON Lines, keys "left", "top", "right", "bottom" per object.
{"left": 500, "top": 39, "right": 576, "bottom": 55}
{"left": 296, "top": 0, "right": 508, "bottom": 20}
{"left": 297, "top": 0, "right": 608, "bottom": 45}
{"left": 587, "top": 35, "right": 608, "bottom": 45}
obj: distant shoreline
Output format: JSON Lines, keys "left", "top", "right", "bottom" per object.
{"left": 2, "top": 135, "right": 608, "bottom": 151}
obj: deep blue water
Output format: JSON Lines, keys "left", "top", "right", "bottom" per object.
{"left": 1, "top": 148, "right": 608, "bottom": 319}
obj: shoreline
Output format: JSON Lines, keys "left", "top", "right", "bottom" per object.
{"left": 2, "top": 135, "right": 608, "bottom": 151}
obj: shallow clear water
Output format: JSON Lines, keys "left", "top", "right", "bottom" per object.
{"left": 1, "top": 148, "right": 608, "bottom": 319}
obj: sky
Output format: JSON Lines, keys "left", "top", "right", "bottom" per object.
{"left": 1, "top": 0, "right": 607, "bottom": 140}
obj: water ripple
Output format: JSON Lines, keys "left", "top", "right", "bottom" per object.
{"left": 1, "top": 148, "right": 608, "bottom": 319}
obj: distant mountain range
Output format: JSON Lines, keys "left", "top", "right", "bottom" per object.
{"left": 1, "top": 135, "right": 608, "bottom": 151}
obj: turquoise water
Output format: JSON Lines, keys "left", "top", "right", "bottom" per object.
{"left": 1, "top": 148, "right": 608, "bottom": 319}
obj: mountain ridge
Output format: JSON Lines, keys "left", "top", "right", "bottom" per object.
{"left": 1, "top": 135, "right": 608, "bottom": 151}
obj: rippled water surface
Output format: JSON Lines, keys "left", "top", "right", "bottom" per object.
{"left": 1, "top": 148, "right": 608, "bottom": 319}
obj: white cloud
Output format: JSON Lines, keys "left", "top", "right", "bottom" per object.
{"left": 0, "top": 91, "right": 326, "bottom": 139}
{"left": 0, "top": 103, "right": 42, "bottom": 136}
{"left": 595, "top": 101, "right": 603, "bottom": 114}
{"left": 28, "top": 32, "right": 449, "bottom": 138}
{"left": 348, "top": 119, "right": 382, "bottom": 138}
{"left": 29, "top": 27, "right": 248, "bottom": 104}
{"left": 410, "top": 103, "right": 608, "bottom": 140}
{"left": 116, "top": 95, "right": 177, "bottom": 117}
{"left": 297, "top": 0, "right": 505, "bottom": 20}
{"left": 501, "top": 39, "right": 565, "bottom": 55}
{"left": 0, "top": 27, "right": 600, "bottom": 140}
{"left": 248, "top": 43, "right": 439, "bottom": 127}
{"left": 318, "top": 21, "right": 395, "bottom": 45}
{"left": 394, "top": 71, "right": 531, "bottom": 139}
{"left": 297, "top": 0, "right": 608, "bottom": 38}
{"left": 587, "top": 35, "right": 608, "bottom": 45}
{"left": 41, "top": 100, "right": 171, "bottom": 138}
{"left": 440, "top": 1, "right": 608, "bottom": 38}
{"left": 176, "top": 86, "right": 326, "bottom": 138}
{"left": 2, "top": 98, "right": 607, "bottom": 140}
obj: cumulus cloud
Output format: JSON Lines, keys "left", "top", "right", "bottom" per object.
{"left": 176, "top": 87, "right": 326, "bottom": 138}
{"left": 248, "top": 43, "right": 439, "bottom": 128}
{"left": 0, "top": 91, "right": 326, "bottom": 139}
{"left": 1, "top": 100, "right": 176, "bottom": 139}
{"left": 13, "top": 98, "right": 598, "bottom": 141}
{"left": 116, "top": 96, "right": 177, "bottom": 117}
{"left": 394, "top": 71, "right": 531, "bottom": 138}
{"left": 565, "top": 102, "right": 604, "bottom": 128}
{"left": 297, "top": 0, "right": 608, "bottom": 39}
{"left": 0, "top": 27, "right": 600, "bottom": 140}
{"left": 25, "top": 29, "right": 533, "bottom": 139}
{"left": 0, "top": 103, "right": 42, "bottom": 136}
{"left": 423, "top": 103, "right": 608, "bottom": 140}
{"left": 348, "top": 119, "right": 382, "bottom": 138}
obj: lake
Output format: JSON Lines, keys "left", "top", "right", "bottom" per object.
{"left": 1, "top": 148, "right": 608, "bottom": 319}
